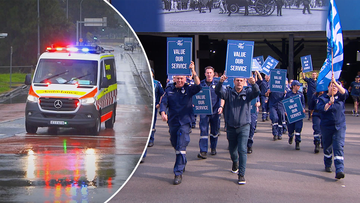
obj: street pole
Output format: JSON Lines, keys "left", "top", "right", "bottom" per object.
{"left": 66, "top": 0, "right": 68, "bottom": 19}
{"left": 79, "top": 0, "right": 84, "bottom": 45}
{"left": 10, "top": 46, "right": 13, "bottom": 88}
{"left": 37, "top": 0, "right": 40, "bottom": 59}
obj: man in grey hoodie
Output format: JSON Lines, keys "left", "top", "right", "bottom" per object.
{"left": 215, "top": 72, "right": 260, "bottom": 185}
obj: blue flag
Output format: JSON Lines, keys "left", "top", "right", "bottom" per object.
{"left": 316, "top": 0, "right": 343, "bottom": 92}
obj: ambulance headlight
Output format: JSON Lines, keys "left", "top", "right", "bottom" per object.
{"left": 81, "top": 98, "right": 95, "bottom": 105}
{"left": 27, "top": 95, "right": 38, "bottom": 103}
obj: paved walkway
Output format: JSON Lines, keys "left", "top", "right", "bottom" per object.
{"left": 110, "top": 105, "right": 360, "bottom": 203}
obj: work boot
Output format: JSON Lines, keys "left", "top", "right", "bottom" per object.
{"left": 325, "top": 167, "right": 332, "bottom": 173}
{"left": 295, "top": 141, "right": 300, "bottom": 150}
{"left": 247, "top": 147, "right": 252, "bottom": 154}
{"left": 314, "top": 143, "right": 320, "bottom": 153}
{"left": 174, "top": 175, "right": 182, "bottom": 185}
{"left": 288, "top": 136, "right": 293, "bottom": 145}
{"left": 335, "top": 172, "right": 345, "bottom": 179}
{"left": 197, "top": 152, "right": 207, "bottom": 159}
{"left": 210, "top": 148, "right": 217, "bottom": 155}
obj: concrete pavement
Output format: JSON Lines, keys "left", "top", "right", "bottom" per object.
{"left": 110, "top": 105, "right": 360, "bottom": 203}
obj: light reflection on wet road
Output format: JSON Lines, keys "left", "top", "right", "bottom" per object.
{"left": 0, "top": 48, "right": 153, "bottom": 202}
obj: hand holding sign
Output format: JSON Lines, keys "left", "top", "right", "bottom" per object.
{"left": 189, "top": 61, "right": 195, "bottom": 71}
{"left": 248, "top": 75, "right": 255, "bottom": 85}
{"left": 220, "top": 71, "right": 228, "bottom": 83}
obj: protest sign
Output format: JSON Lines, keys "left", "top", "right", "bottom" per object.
{"left": 222, "top": 77, "right": 234, "bottom": 88}
{"left": 270, "top": 69, "right": 287, "bottom": 93}
{"left": 225, "top": 40, "right": 254, "bottom": 78}
{"left": 167, "top": 37, "right": 192, "bottom": 75}
{"left": 192, "top": 87, "right": 213, "bottom": 115}
{"left": 254, "top": 56, "right": 264, "bottom": 66}
{"left": 252, "top": 59, "right": 262, "bottom": 71}
{"left": 282, "top": 95, "right": 305, "bottom": 124}
{"left": 261, "top": 56, "right": 279, "bottom": 75}
{"left": 300, "top": 55, "right": 313, "bottom": 73}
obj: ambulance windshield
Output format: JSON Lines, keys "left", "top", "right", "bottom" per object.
{"left": 33, "top": 59, "right": 98, "bottom": 85}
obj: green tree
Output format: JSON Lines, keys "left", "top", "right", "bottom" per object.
{"left": 0, "top": 0, "right": 124, "bottom": 70}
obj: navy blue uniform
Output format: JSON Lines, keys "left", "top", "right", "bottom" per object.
{"left": 304, "top": 77, "right": 317, "bottom": 118}
{"left": 149, "top": 79, "right": 164, "bottom": 144}
{"left": 199, "top": 79, "right": 221, "bottom": 154}
{"left": 160, "top": 82, "right": 202, "bottom": 176}
{"left": 268, "top": 91, "right": 285, "bottom": 139}
{"left": 316, "top": 90, "right": 348, "bottom": 174}
{"left": 310, "top": 93, "right": 321, "bottom": 146}
{"left": 248, "top": 97, "right": 259, "bottom": 149}
{"left": 256, "top": 79, "right": 269, "bottom": 121}
{"left": 285, "top": 91, "right": 305, "bottom": 143}
{"left": 187, "top": 78, "right": 197, "bottom": 127}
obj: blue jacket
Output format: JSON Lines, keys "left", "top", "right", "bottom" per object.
{"left": 285, "top": 90, "right": 305, "bottom": 108}
{"left": 304, "top": 77, "right": 316, "bottom": 96}
{"left": 316, "top": 91, "right": 348, "bottom": 128}
{"left": 200, "top": 78, "right": 221, "bottom": 114}
{"left": 310, "top": 93, "right": 321, "bottom": 117}
{"left": 153, "top": 79, "right": 164, "bottom": 105}
{"left": 215, "top": 82, "right": 260, "bottom": 128}
{"left": 268, "top": 91, "right": 285, "bottom": 108}
{"left": 160, "top": 82, "right": 202, "bottom": 126}
{"left": 256, "top": 79, "right": 269, "bottom": 96}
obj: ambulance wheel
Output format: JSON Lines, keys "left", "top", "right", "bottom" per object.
{"left": 90, "top": 116, "right": 101, "bottom": 135}
{"left": 26, "top": 122, "right": 38, "bottom": 134}
{"left": 105, "top": 109, "right": 116, "bottom": 129}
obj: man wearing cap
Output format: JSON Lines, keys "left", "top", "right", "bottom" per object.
{"left": 285, "top": 80, "right": 305, "bottom": 150}
{"left": 301, "top": 69, "right": 317, "bottom": 120}
{"left": 160, "top": 61, "right": 201, "bottom": 185}
{"left": 348, "top": 75, "right": 360, "bottom": 117}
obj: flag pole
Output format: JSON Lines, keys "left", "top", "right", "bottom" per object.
{"left": 331, "top": 48, "right": 334, "bottom": 97}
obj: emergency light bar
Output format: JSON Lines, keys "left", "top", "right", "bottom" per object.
{"left": 46, "top": 45, "right": 105, "bottom": 54}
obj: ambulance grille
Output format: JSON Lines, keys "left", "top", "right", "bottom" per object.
{"left": 39, "top": 97, "right": 79, "bottom": 111}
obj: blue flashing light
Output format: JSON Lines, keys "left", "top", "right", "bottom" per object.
{"left": 46, "top": 45, "right": 103, "bottom": 54}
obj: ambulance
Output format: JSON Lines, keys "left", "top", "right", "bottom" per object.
{"left": 24, "top": 45, "right": 117, "bottom": 135}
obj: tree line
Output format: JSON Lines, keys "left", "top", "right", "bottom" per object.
{"left": 0, "top": 0, "right": 123, "bottom": 71}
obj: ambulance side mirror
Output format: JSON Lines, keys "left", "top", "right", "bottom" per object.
{"left": 25, "top": 74, "right": 32, "bottom": 85}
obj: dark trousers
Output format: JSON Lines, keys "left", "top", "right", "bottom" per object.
{"left": 247, "top": 113, "right": 258, "bottom": 148}
{"left": 199, "top": 113, "right": 220, "bottom": 152}
{"left": 287, "top": 120, "right": 303, "bottom": 142}
{"left": 312, "top": 115, "right": 321, "bottom": 145}
{"left": 169, "top": 123, "right": 191, "bottom": 175}
{"left": 227, "top": 124, "right": 250, "bottom": 176}
{"left": 321, "top": 125, "right": 346, "bottom": 173}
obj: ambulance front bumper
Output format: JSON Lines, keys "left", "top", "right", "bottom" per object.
{"left": 25, "top": 102, "right": 99, "bottom": 128}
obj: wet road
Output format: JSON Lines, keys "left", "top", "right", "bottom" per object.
{"left": 0, "top": 47, "right": 153, "bottom": 202}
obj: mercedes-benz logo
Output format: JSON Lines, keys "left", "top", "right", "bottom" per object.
{"left": 54, "top": 100, "right": 63, "bottom": 109}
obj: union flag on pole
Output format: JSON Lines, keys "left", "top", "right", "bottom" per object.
{"left": 316, "top": 0, "right": 343, "bottom": 92}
